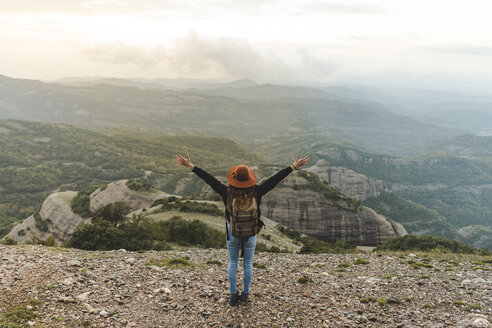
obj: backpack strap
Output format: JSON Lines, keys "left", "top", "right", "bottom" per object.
{"left": 225, "top": 220, "right": 229, "bottom": 241}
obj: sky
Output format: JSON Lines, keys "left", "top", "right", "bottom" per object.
{"left": 1, "top": 0, "right": 492, "bottom": 92}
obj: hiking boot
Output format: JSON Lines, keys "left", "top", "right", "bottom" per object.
{"left": 239, "top": 292, "right": 249, "bottom": 303}
{"left": 229, "top": 292, "right": 239, "bottom": 306}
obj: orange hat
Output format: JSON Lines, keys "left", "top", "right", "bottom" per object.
{"left": 227, "top": 164, "right": 257, "bottom": 188}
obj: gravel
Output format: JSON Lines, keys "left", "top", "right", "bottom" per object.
{"left": 0, "top": 244, "right": 490, "bottom": 327}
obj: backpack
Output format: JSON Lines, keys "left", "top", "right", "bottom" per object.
{"left": 229, "top": 196, "right": 260, "bottom": 238}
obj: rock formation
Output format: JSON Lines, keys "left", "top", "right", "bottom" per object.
{"left": 307, "top": 159, "right": 387, "bottom": 200}
{"left": 6, "top": 180, "right": 172, "bottom": 244}
{"left": 6, "top": 191, "right": 89, "bottom": 243}
{"left": 260, "top": 174, "right": 406, "bottom": 246}
{"left": 90, "top": 180, "right": 170, "bottom": 212}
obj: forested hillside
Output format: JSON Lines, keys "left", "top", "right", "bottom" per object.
{"left": 0, "top": 119, "right": 262, "bottom": 225}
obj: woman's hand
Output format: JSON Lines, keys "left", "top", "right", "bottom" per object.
{"left": 175, "top": 152, "right": 195, "bottom": 170}
{"left": 291, "top": 155, "right": 310, "bottom": 170}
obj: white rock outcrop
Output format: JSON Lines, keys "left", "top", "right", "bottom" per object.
{"left": 90, "top": 180, "right": 170, "bottom": 212}
{"left": 6, "top": 191, "right": 89, "bottom": 243}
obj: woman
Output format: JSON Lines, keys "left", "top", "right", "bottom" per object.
{"left": 175, "top": 153, "right": 309, "bottom": 306}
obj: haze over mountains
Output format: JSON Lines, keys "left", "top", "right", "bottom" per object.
{"left": 0, "top": 74, "right": 468, "bottom": 154}
{"left": 1, "top": 73, "right": 492, "bottom": 249}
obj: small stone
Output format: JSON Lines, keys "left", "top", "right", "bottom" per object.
{"left": 59, "top": 296, "right": 76, "bottom": 303}
{"left": 163, "top": 288, "right": 171, "bottom": 294}
{"left": 408, "top": 253, "right": 417, "bottom": 257}
{"left": 366, "top": 277, "right": 381, "bottom": 284}
{"left": 27, "top": 321, "right": 35, "bottom": 326}
{"left": 76, "top": 292, "right": 90, "bottom": 302}
{"left": 126, "top": 257, "right": 136, "bottom": 264}
{"left": 473, "top": 318, "right": 490, "bottom": 328}
{"left": 62, "top": 277, "right": 74, "bottom": 285}
{"left": 68, "top": 259, "right": 81, "bottom": 267}
{"left": 100, "top": 309, "right": 108, "bottom": 317}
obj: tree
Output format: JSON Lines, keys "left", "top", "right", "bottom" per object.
{"left": 94, "top": 202, "right": 131, "bottom": 227}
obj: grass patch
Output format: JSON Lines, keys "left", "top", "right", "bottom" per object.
{"left": 338, "top": 263, "right": 350, "bottom": 268}
{"left": 377, "top": 297, "right": 387, "bottom": 307}
{"left": 422, "top": 303, "right": 433, "bottom": 309}
{"left": 473, "top": 267, "right": 491, "bottom": 271}
{"left": 468, "top": 304, "right": 482, "bottom": 310}
{"left": 418, "top": 275, "right": 430, "bottom": 279}
{"left": 28, "top": 299, "right": 42, "bottom": 305}
{"left": 206, "top": 260, "right": 223, "bottom": 266}
{"left": 360, "top": 297, "right": 386, "bottom": 306}
{"left": 298, "top": 276, "right": 313, "bottom": 284}
{"left": 354, "top": 258, "right": 370, "bottom": 265}
{"left": 0, "top": 305, "right": 38, "bottom": 327}
{"left": 452, "top": 300, "right": 466, "bottom": 307}
{"left": 253, "top": 262, "right": 267, "bottom": 269}
{"left": 147, "top": 256, "right": 195, "bottom": 268}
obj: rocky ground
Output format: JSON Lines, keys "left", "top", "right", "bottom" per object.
{"left": 0, "top": 244, "right": 490, "bottom": 327}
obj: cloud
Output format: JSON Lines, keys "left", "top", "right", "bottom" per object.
{"left": 424, "top": 44, "right": 492, "bottom": 57}
{"left": 0, "top": 0, "right": 384, "bottom": 17}
{"left": 81, "top": 33, "right": 336, "bottom": 82}
{"left": 300, "top": 1, "right": 385, "bottom": 14}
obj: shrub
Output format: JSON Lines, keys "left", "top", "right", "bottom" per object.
{"left": 33, "top": 207, "right": 49, "bottom": 233}
{"left": 255, "top": 242, "right": 289, "bottom": 253}
{"left": 376, "top": 235, "right": 489, "bottom": 255}
{"left": 44, "top": 235, "right": 57, "bottom": 247}
{"left": 126, "top": 179, "right": 154, "bottom": 192}
{"left": 298, "top": 275, "right": 312, "bottom": 284}
{"left": 71, "top": 184, "right": 101, "bottom": 217}
{"left": 354, "top": 258, "right": 370, "bottom": 265}
{"left": 206, "top": 260, "right": 223, "bottom": 266}
{"left": 253, "top": 262, "right": 267, "bottom": 269}
{"left": 300, "top": 238, "right": 356, "bottom": 254}
{"left": 93, "top": 202, "right": 131, "bottom": 227}
{"left": 17, "top": 229, "right": 26, "bottom": 236}
{"left": 66, "top": 215, "right": 225, "bottom": 251}
{"left": 148, "top": 257, "right": 195, "bottom": 268}
{"left": 1, "top": 237, "right": 18, "bottom": 245}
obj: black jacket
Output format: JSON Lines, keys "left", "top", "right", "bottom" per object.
{"left": 192, "top": 166, "right": 293, "bottom": 223}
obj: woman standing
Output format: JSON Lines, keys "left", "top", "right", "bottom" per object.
{"left": 175, "top": 153, "right": 309, "bottom": 306}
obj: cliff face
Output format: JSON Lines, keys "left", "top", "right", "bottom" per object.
{"left": 6, "top": 191, "right": 89, "bottom": 243}
{"left": 307, "top": 159, "right": 387, "bottom": 200}
{"left": 260, "top": 175, "right": 406, "bottom": 246}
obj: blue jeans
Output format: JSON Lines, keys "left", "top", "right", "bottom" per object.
{"left": 226, "top": 222, "right": 257, "bottom": 294}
